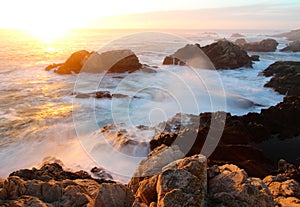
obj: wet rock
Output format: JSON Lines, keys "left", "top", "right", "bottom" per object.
{"left": 251, "top": 55, "right": 260, "bottom": 61}
{"left": 91, "top": 167, "right": 113, "bottom": 180}
{"left": 280, "top": 41, "right": 300, "bottom": 52}
{"left": 263, "top": 61, "right": 300, "bottom": 96}
{"left": 241, "top": 39, "right": 279, "bottom": 52}
{"left": 201, "top": 40, "right": 253, "bottom": 69}
{"left": 208, "top": 164, "right": 274, "bottom": 207}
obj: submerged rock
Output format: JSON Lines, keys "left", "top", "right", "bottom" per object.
{"left": 280, "top": 41, "right": 300, "bottom": 52}
{"left": 231, "top": 33, "right": 245, "bottom": 38}
{"left": 263, "top": 61, "right": 300, "bottom": 96}
{"left": 163, "top": 41, "right": 253, "bottom": 69}
{"left": 238, "top": 39, "right": 279, "bottom": 52}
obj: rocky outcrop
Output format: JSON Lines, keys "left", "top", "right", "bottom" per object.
{"left": 150, "top": 96, "right": 300, "bottom": 178}
{"left": 208, "top": 164, "right": 275, "bottom": 207}
{"left": 54, "top": 50, "right": 91, "bottom": 74}
{"left": 236, "top": 39, "right": 279, "bottom": 52}
{"left": 0, "top": 163, "right": 135, "bottom": 207}
{"left": 129, "top": 152, "right": 207, "bottom": 207}
{"left": 263, "top": 61, "right": 300, "bottom": 96}
{"left": 280, "top": 41, "right": 300, "bottom": 52}
{"left": 45, "top": 49, "right": 142, "bottom": 74}
{"left": 201, "top": 40, "right": 253, "bottom": 69}
{"left": 163, "top": 41, "right": 253, "bottom": 70}
{"left": 274, "top": 29, "right": 300, "bottom": 41}
{"left": 263, "top": 171, "right": 300, "bottom": 207}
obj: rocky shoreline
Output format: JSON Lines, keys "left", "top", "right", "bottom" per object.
{"left": 2, "top": 37, "right": 300, "bottom": 206}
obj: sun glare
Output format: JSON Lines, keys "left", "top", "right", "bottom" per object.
{"left": 24, "top": 25, "right": 70, "bottom": 43}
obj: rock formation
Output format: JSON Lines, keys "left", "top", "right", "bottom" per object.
{"left": 163, "top": 41, "right": 253, "bottom": 70}
{"left": 263, "top": 61, "right": 300, "bottom": 96}
{"left": 235, "top": 39, "right": 279, "bottom": 52}
{"left": 280, "top": 41, "right": 300, "bottom": 52}
{"left": 45, "top": 49, "right": 142, "bottom": 74}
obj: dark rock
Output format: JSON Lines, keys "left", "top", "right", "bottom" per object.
{"left": 75, "top": 93, "right": 90, "bottom": 98}
{"left": 91, "top": 167, "right": 113, "bottom": 180}
{"left": 280, "top": 41, "right": 300, "bottom": 52}
{"left": 231, "top": 33, "right": 245, "bottom": 38}
{"left": 241, "top": 39, "right": 278, "bottom": 52}
{"left": 95, "top": 91, "right": 112, "bottom": 99}
{"left": 263, "top": 61, "right": 300, "bottom": 96}
{"left": 46, "top": 49, "right": 142, "bottom": 74}
{"left": 83, "top": 49, "right": 142, "bottom": 73}
{"left": 251, "top": 55, "right": 260, "bottom": 61}
{"left": 201, "top": 40, "right": 253, "bottom": 69}
{"left": 55, "top": 50, "right": 91, "bottom": 74}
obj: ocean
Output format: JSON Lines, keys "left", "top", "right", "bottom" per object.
{"left": 0, "top": 29, "right": 299, "bottom": 182}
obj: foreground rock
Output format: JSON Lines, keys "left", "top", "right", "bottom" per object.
{"left": 163, "top": 40, "right": 253, "bottom": 69}
{"left": 0, "top": 163, "right": 137, "bottom": 207}
{"left": 263, "top": 61, "right": 300, "bottom": 96}
{"left": 235, "top": 39, "right": 279, "bottom": 52}
{"left": 280, "top": 41, "right": 300, "bottom": 52}
{"left": 45, "top": 49, "right": 142, "bottom": 74}
{"left": 150, "top": 96, "right": 300, "bottom": 178}
{"left": 208, "top": 164, "right": 275, "bottom": 207}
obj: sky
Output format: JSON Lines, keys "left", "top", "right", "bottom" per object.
{"left": 0, "top": 0, "right": 299, "bottom": 30}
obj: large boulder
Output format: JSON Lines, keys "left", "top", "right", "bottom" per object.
{"left": 240, "top": 39, "right": 279, "bottom": 52}
{"left": 208, "top": 164, "right": 275, "bottom": 207}
{"left": 280, "top": 41, "right": 300, "bottom": 52}
{"left": 200, "top": 40, "right": 253, "bottom": 69}
{"left": 45, "top": 49, "right": 142, "bottom": 74}
{"left": 163, "top": 41, "right": 253, "bottom": 70}
{"left": 263, "top": 61, "right": 300, "bottom": 96}
{"left": 129, "top": 153, "right": 207, "bottom": 207}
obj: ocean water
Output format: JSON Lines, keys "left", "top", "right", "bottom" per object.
{"left": 0, "top": 29, "right": 299, "bottom": 181}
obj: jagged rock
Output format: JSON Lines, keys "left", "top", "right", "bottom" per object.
{"left": 263, "top": 174, "right": 300, "bottom": 207}
{"left": 201, "top": 40, "right": 253, "bottom": 69}
{"left": 135, "top": 175, "right": 159, "bottom": 205}
{"left": 45, "top": 49, "right": 142, "bottom": 74}
{"left": 95, "top": 183, "right": 134, "bottom": 207}
{"left": 91, "top": 167, "right": 113, "bottom": 180}
{"left": 163, "top": 41, "right": 252, "bottom": 69}
{"left": 157, "top": 169, "right": 204, "bottom": 207}
{"left": 0, "top": 163, "right": 132, "bottom": 207}
{"left": 241, "top": 39, "right": 278, "bottom": 52}
{"left": 263, "top": 61, "right": 300, "bottom": 96}
{"left": 208, "top": 164, "right": 274, "bottom": 207}
{"left": 280, "top": 41, "right": 300, "bottom": 52}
